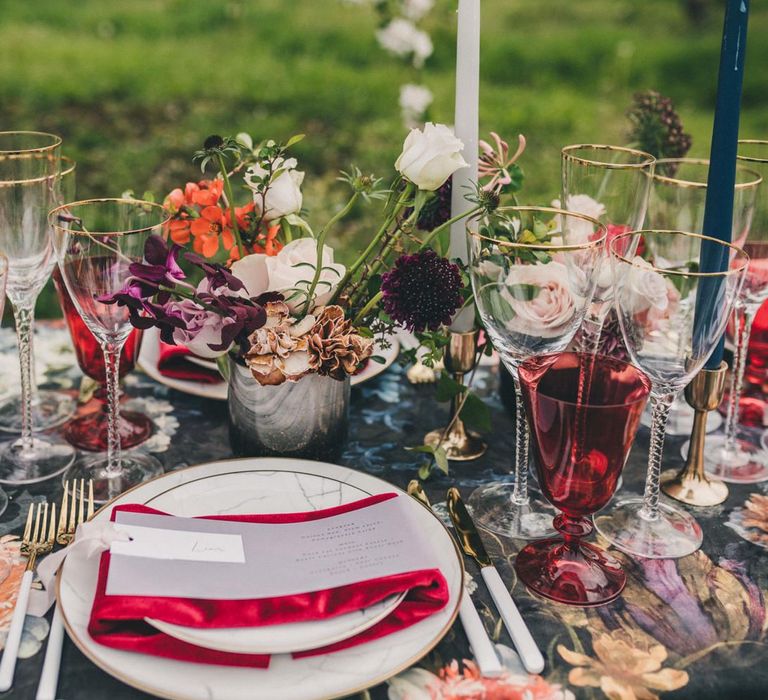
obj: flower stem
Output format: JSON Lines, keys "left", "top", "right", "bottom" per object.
{"left": 330, "top": 181, "right": 415, "bottom": 305}
{"left": 217, "top": 153, "right": 246, "bottom": 259}
{"left": 302, "top": 192, "right": 359, "bottom": 316}
{"left": 418, "top": 204, "right": 483, "bottom": 253}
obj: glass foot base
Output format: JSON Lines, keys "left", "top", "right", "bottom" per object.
{"left": 467, "top": 482, "right": 557, "bottom": 540}
{"left": 65, "top": 453, "right": 163, "bottom": 504}
{"left": 65, "top": 410, "right": 154, "bottom": 451}
{"left": 0, "top": 391, "right": 77, "bottom": 433}
{"left": 515, "top": 538, "right": 626, "bottom": 606}
{"left": 593, "top": 498, "right": 702, "bottom": 559}
{"left": 0, "top": 437, "right": 76, "bottom": 485}
{"left": 683, "top": 433, "right": 768, "bottom": 484}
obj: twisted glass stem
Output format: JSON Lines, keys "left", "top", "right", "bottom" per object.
{"left": 640, "top": 392, "right": 674, "bottom": 521}
{"left": 578, "top": 308, "right": 605, "bottom": 356}
{"left": 102, "top": 345, "right": 122, "bottom": 476}
{"left": 512, "top": 376, "right": 530, "bottom": 506}
{"left": 724, "top": 306, "right": 754, "bottom": 454}
{"left": 12, "top": 303, "right": 35, "bottom": 452}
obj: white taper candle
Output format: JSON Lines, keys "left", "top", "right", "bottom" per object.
{"left": 450, "top": 0, "right": 480, "bottom": 332}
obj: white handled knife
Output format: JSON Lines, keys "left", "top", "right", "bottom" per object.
{"left": 447, "top": 487, "right": 545, "bottom": 674}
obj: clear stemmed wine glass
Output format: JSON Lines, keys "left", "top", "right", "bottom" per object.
{"left": 517, "top": 351, "right": 650, "bottom": 605}
{"left": 560, "top": 145, "right": 655, "bottom": 354}
{"left": 0, "top": 156, "right": 78, "bottom": 433}
{"left": 50, "top": 198, "right": 168, "bottom": 502}
{"left": 467, "top": 206, "right": 606, "bottom": 539}
{"left": 644, "top": 158, "right": 761, "bottom": 437}
{"left": 594, "top": 230, "right": 748, "bottom": 559}
{"left": 0, "top": 254, "right": 10, "bottom": 513}
{"left": 699, "top": 141, "right": 768, "bottom": 483}
{"left": 0, "top": 132, "right": 76, "bottom": 484}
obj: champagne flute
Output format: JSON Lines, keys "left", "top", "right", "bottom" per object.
{"left": 50, "top": 198, "right": 168, "bottom": 502}
{"left": 467, "top": 206, "right": 606, "bottom": 540}
{"left": 594, "top": 230, "right": 748, "bottom": 559}
{"left": 701, "top": 141, "right": 768, "bottom": 483}
{"left": 561, "top": 144, "right": 655, "bottom": 354}
{"left": 0, "top": 132, "right": 76, "bottom": 484}
{"left": 645, "top": 158, "right": 760, "bottom": 437}
{"left": 0, "top": 156, "right": 78, "bottom": 432}
{"left": 0, "top": 254, "right": 9, "bottom": 513}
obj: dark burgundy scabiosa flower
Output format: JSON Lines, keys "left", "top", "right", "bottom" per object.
{"left": 381, "top": 249, "right": 463, "bottom": 332}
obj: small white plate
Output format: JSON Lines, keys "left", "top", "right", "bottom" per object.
{"left": 57, "top": 458, "right": 463, "bottom": 700}
{"left": 145, "top": 590, "right": 406, "bottom": 655}
{"left": 138, "top": 328, "right": 400, "bottom": 400}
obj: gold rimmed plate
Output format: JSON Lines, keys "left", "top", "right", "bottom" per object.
{"left": 57, "top": 457, "right": 463, "bottom": 700}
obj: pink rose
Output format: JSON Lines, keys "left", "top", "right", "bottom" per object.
{"left": 502, "top": 262, "right": 578, "bottom": 338}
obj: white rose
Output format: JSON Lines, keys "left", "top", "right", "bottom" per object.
{"left": 229, "top": 253, "right": 269, "bottom": 298}
{"left": 265, "top": 238, "right": 346, "bottom": 312}
{"left": 622, "top": 257, "right": 670, "bottom": 315}
{"left": 245, "top": 157, "right": 304, "bottom": 221}
{"left": 376, "top": 18, "right": 433, "bottom": 68}
{"left": 396, "top": 122, "right": 468, "bottom": 191}
{"left": 501, "top": 262, "right": 577, "bottom": 338}
{"left": 552, "top": 194, "right": 605, "bottom": 244}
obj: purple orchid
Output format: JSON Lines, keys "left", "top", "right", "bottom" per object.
{"left": 185, "top": 252, "right": 245, "bottom": 292}
{"left": 128, "top": 235, "right": 187, "bottom": 292}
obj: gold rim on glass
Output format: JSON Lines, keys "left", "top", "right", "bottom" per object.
{"left": 0, "top": 130, "right": 62, "bottom": 155}
{"left": 652, "top": 157, "right": 762, "bottom": 190}
{"left": 561, "top": 144, "right": 656, "bottom": 169}
{"left": 609, "top": 229, "right": 749, "bottom": 277}
{"left": 737, "top": 139, "right": 768, "bottom": 164}
{"left": 469, "top": 205, "right": 607, "bottom": 251}
{"left": 49, "top": 197, "right": 172, "bottom": 237}
{"left": 60, "top": 155, "right": 76, "bottom": 178}
{"left": 0, "top": 151, "right": 60, "bottom": 187}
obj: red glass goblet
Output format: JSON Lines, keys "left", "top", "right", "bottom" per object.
{"left": 53, "top": 267, "right": 153, "bottom": 451}
{"left": 516, "top": 352, "right": 651, "bottom": 606}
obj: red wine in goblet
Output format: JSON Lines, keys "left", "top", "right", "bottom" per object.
{"left": 516, "top": 352, "right": 651, "bottom": 606}
{"left": 53, "top": 266, "right": 153, "bottom": 451}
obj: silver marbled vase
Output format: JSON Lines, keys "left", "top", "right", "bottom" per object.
{"left": 227, "top": 358, "right": 350, "bottom": 460}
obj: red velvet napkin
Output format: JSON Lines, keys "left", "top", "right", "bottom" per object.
{"left": 157, "top": 341, "right": 223, "bottom": 384}
{"left": 88, "top": 494, "right": 449, "bottom": 668}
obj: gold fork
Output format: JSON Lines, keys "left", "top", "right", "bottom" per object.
{"left": 36, "top": 480, "right": 94, "bottom": 700}
{"left": 57, "top": 479, "right": 95, "bottom": 545}
{"left": 0, "top": 502, "right": 56, "bottom": 691}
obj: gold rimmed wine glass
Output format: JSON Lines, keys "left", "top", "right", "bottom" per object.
{"left": 467, "top": 205, "right": 607, "bottom": 540}
{"left": 50, "top": 198, "right": 169, "bottom": 503}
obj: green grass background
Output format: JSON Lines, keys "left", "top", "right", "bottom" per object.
{"left": 1, "top": 0, "right": 766, "bottom": 316}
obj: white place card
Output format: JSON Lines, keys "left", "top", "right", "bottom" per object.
{"left": 110, "top": 523, "right": 246, "bottom": 564}
{"left": 105, "top": 495, "right": 439, "bottom": 600}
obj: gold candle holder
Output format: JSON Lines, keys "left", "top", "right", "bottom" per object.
{"left": 661, "top": 361, "right": 729, "bottom": 506}
{"left": 423, "top": 330, "right": 487, "bottom": 461}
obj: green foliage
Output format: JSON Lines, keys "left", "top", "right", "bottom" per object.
{"left": 7, "top": 0, "right": 767, "bottom": 318}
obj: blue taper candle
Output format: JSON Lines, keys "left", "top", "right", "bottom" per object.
{"left": 696, "top": 0, "right": 749, "bottom": 370}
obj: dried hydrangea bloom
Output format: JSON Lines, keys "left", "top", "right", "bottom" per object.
{"left": 306, "top": 305, "right": 374, "bottom": 380}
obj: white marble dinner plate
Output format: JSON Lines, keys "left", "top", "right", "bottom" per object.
{"left": 144, "top": 589, "right": 406, "bottom": 655}
{"left": 57, "top": 458, "right": 463, "bottom": 700}
{"left": 138, "top": 327, "right": 400, "bottom": 400}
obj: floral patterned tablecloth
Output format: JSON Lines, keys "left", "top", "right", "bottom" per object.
{"left": 0, "top": 324, "right": 766, "bottom": 700}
